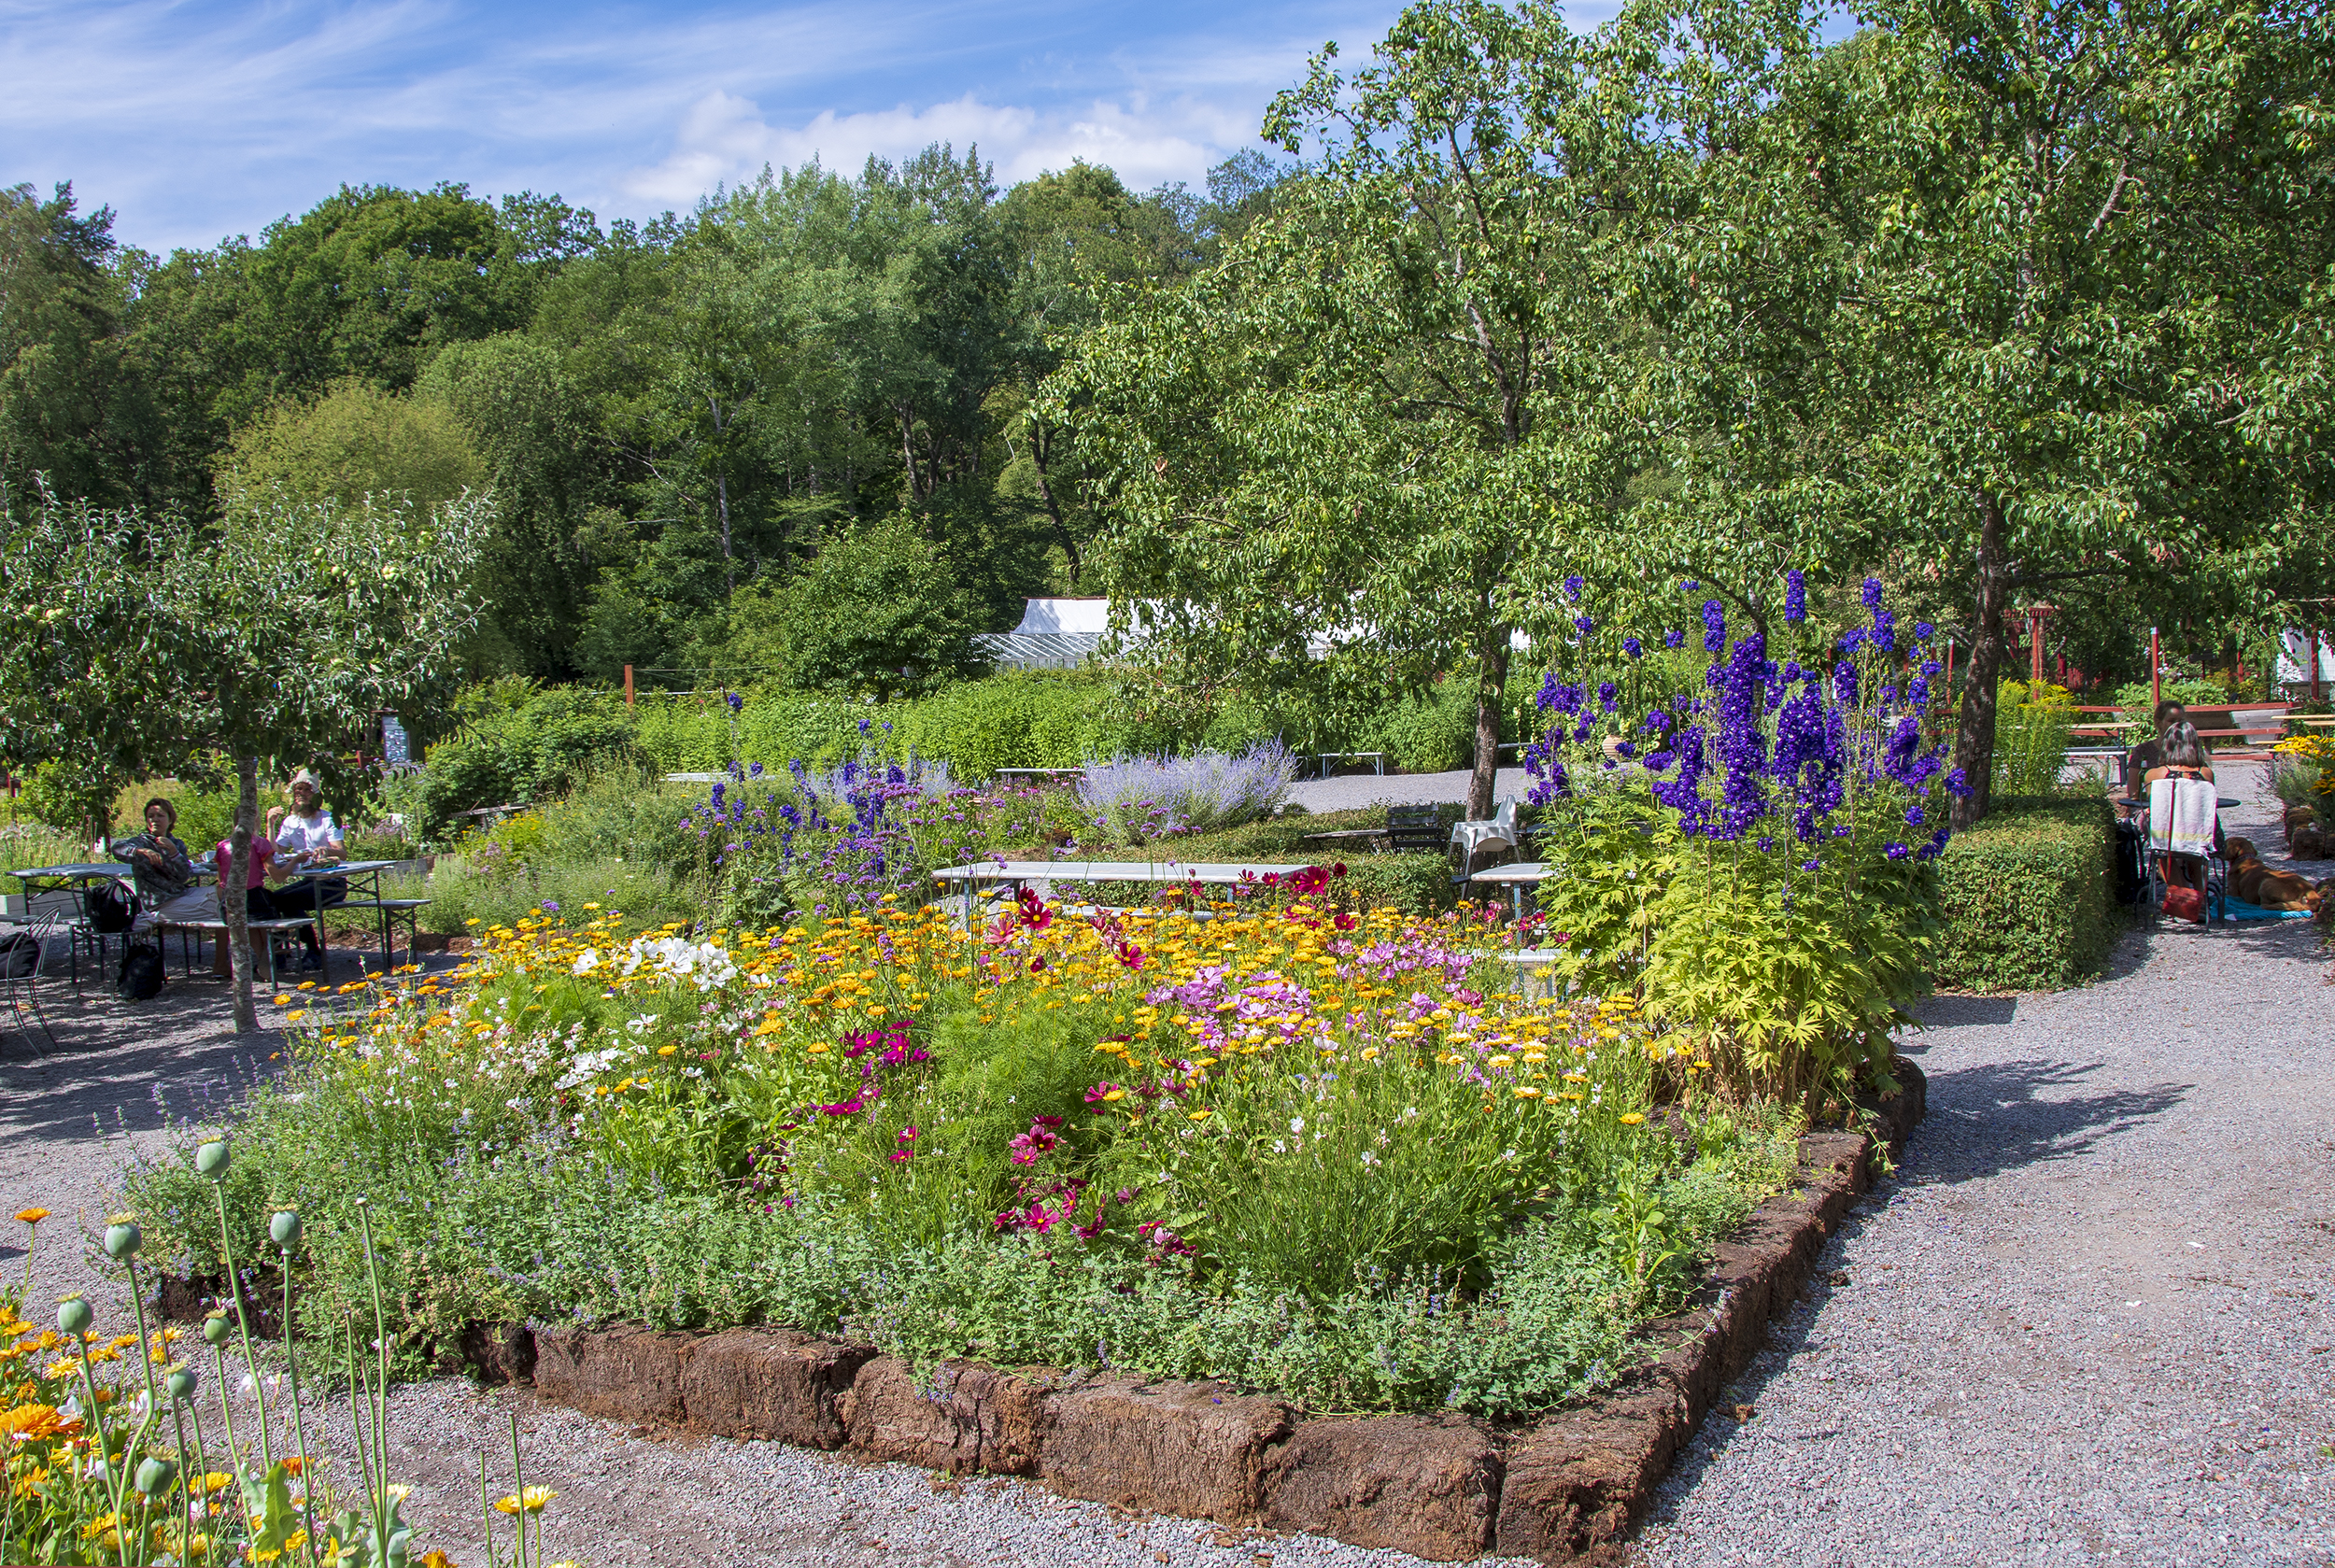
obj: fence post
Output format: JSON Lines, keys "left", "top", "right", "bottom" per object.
{"left": 624, "top": 665, "right": 635, "bottom": 706}
{"left": 2149, "top": 627, "right": 2159, "bottom": 711}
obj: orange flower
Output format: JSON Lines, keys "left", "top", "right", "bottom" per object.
{"left": 13, "top": 1208, "right": 48, "bottom": 1226}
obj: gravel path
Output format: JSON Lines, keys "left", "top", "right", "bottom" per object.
{"left": 1638, "top": 762, "right": 2335, "bottom": 1568}
{"left": 8, "top": 770, "right": 2330, "bottom": 1566}
{"left": 1285, "top": 766, "right": 1535, "bottom": 813}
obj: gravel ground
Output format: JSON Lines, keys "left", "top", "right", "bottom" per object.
{"left": 1637, "top": 762, "right": 2335, "bottom": 1568}
{"left": 8, "top": 768, "right": 2331, "bottom": 1566}
{"left": 1285, "top": 766, "right": 1535, "bottom": 813}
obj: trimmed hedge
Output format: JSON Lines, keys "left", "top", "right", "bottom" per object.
{"left": 1931, "top": 795, "right": 2118, "bottom": 993}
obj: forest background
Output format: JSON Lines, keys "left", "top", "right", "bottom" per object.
{"left": 3, "top": 0, "right": 2331, "bottom": 830}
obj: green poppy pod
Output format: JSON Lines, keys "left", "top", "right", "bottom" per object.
{"left": 166, "top": 1366, "right": 197, "bottom": 1400}
{"left": 194, "top": 1139, "right": 231, "bottom": 1180}
{"left": 269, "top": 1210, "right": 303, "bottom": 1249}
{"left": 202, "top": 1312, "right": 232, "bottom": 1346}
{"left": 57, "top": 1295, "right": 92, "bottom": 1335}
{"left": 103, "top": 1221, "right": 143, "bottom": 1259}
{"left": 135, "top": 1457, "right": 177, "bottom": 1496}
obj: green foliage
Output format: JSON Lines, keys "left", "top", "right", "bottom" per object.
{"left": 895, "top": 671, "right": 1114, "bottom": 777}
{"left": 404, "top": 681, "right": 638, "bottom": 841}
{"left": 1356, "top": 684, "right": 1477, "bottom": 774}
{"left": 111, "top": 777, "right": 239, "bottom": 852}
{"left": 1993, "top": 695, "right": 2078, "bottom": 798}
{"left": 727, "top": 516, "right": 992, "bottom": 699}
{"left": 214, "top": 379, "right": 484, "bottom": 515}
{"left": 2111, "top": 677, "right": 2235, "bottom": 713}
{"left": 1524, "top": 785, "right": 1677, "bottom": 993}
{"left": 1930, "top": 796, "right": 2118, "bottom": 993}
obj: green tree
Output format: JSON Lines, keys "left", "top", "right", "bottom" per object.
{"left": 727, "top": 516, "right": 987, "bottom": 699}
{"left": 1058, "top": 0, "right": 1654, "bottom": 817}
{"left": 0, "top": 183, "right": 163, "bottom": 507}
{"left": 216, "top": 380, "right": 484, "bottom": 513}
{"left": 0, "top": 487, "right": 488, "bottom": 1029}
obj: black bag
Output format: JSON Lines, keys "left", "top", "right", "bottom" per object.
{"left": 117, "top": 939, "right": 164, "bottom": 1000}
{"left": 88, "top": 880, "right": 135, "bottom": 934}
{"left": 2113, "top": 819, "right": 2148, "bottom": 907}
{"left": 0, "top": 930, "right": 38, "bottom": 979}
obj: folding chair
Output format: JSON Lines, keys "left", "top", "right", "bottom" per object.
{"left": 2145, "top": 776, "right": 2225, "bottom": 925}
{"left": 1, "top": 911, "right": 62, "bottom": 1052}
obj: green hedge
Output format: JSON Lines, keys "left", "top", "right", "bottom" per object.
{"left": 1931, "top": 795, "right": 2117, "bottom": 993}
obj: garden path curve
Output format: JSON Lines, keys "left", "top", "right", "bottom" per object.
{"left": 4, "top": 763, "right": 2329, "bottom": 1567}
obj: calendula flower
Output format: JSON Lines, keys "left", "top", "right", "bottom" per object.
{"left": 15, "top": 1208, "right": 49, "bottom": 1225}
{"left": 496, "top": 1486, "right": 556, "bottom": 1514}
{"left": 1618, "top": 1112, "right": 1646, "bottom": 1124}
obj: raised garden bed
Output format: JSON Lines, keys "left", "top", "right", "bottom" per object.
{"left": 299, "top": 1075, "right": 1918, "bottom": 1564}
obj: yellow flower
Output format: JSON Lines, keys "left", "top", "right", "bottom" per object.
{"left": 1618, "top": 1112, "right": 1646, "bottom": 1125}
{"left": 13, "top": 1208, "right": 48, "bottom": 1225}
{"left": 495, "top": 1486, "right": 557, "bottom": 1514}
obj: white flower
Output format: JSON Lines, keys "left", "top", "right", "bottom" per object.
{"left": 1271, "top": 1139, "right": 1287, "bottom": 1154}
{"left": 1289, "top": 1116, "right": 1305, "bottom": 1135}
{"left": 572, "top": 948, "right": 601, "bottom": 975}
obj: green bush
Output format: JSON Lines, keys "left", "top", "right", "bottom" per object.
{"left": 1931, "top": 795, "right": 2117, "bottom": 992}
{"left": 404, "top": 680, "right": 638, "bottom": 841}
{"left": 1358, "top": 684, "right": 1475, "bottom": 772}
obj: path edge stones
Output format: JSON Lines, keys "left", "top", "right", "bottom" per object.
{"left": 161, "top": 1064, "right": 1925, "bottom": 1564}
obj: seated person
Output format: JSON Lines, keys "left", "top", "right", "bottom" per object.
{"left": 2142, "top": 721, "right": 2216, "bottom": 900}
{"left": 111, "top": 798, "right": 212, "bottom": 934}
{"left": 2121, "top": 699, "right": 2186, "bottom": 803}
{"left": 210, "top": 824, "right": 321, "bottom": 976}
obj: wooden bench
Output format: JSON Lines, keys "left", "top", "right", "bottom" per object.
{"left": 161, "top": 916, "right": 322, "bottom": 985}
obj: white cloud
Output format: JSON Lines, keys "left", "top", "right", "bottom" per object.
{"left": 620, "top": 87, "right": 1259, "bottom": 203}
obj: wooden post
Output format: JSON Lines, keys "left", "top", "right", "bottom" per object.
{"left": 624, "top": 664, "right": 635, "bottom": 707}
{"left": 2150, "top": 627, "right": 2160, "bottom": 711}
{"left": 2314, "top": 628, "right": 2326, "bottom": 703}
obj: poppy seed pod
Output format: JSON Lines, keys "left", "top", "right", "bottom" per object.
{"left": 135, "top": 1457, "right": 177, "bottom": 1496}
{"left": 202, "top": 1312, "right": 232, "bottom": 1346}
{"left": 57, "top": 1296, "right": 92, "bottom": 1335}
{"left": 166, "top": 1366, "right": 197, "bottom": 1400}
{"left": 269, "top": 1210, "right": 302, "bottom": 1250}
{"left": 195, "top": 1140, "right": 231, "bottom": 1180}
{"left": 103, "top": 1221, "right": 143, "bottom": 1260}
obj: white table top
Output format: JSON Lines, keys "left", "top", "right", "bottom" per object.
{"left": 11, "top": 862, "right": 132, "bottom": 881}
{"left": 1469, "top": 861, "right": 1552, "bottom": 884}
{"left": 282, "top": 858, "right": 402, "bottom": 879}
{"left": 934, "top": 860, "right": 1343, "bottom": 885}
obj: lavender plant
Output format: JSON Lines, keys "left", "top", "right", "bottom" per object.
{"left": 1075, "top": 741, "right": 1296, "bottom": 843}
{"left": 1521, "top": 573, "right": 1959, "bottom": 1103}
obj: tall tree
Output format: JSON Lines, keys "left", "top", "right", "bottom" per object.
{"left": 0, "top": 487, "right": 488, "bottom": 1029}
{"left": 1058, "top": 0, "right": 1654, "bottom": 817}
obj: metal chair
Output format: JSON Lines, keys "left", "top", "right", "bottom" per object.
{"left": 1449, "top": 797, "right": 1522, "bottom": 884}
{"left": 2145, "top": 777, "right": 2225, "bottom": 925}
{"left": 1, "top": 911, "right": 62, "bottom": 1052}
{"left": 1385, "top": 805, "right": 1447, "bottom": 854}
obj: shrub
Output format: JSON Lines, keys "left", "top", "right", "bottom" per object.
{"left": 725, "top": 516, "right": 989, "bottom": 699}
{"left": 1993, "top": 691, "right": 2077, "bottom": 797}
{"left": 1077, "top": 742, "right": 1295, "bottom": 838}
{"left": 1357, "top": 685, "right": 1474, "bottom": 772}
{"left": 405, "top": 681, "right": 637, "bottom": 841}
{"left": 1930, "top": 795, "right": 2117, "bottom": 992}
{"left": 898, "top": 672, "right": 1112, "bottom": 778}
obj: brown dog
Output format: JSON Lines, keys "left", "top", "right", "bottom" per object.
{"left": 2224, "top": 837, "right": 2317, "bottom": 909}
{"left": 2292, "top": 823, "right": 2331, "bottom": 860}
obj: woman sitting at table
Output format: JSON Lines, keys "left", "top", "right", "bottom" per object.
{"left": 275, "top": 770, "right": 346, "bottom": 969}
{"left": 209, "top": 826, "right": 286, "bottom": 976}
{"left": 112, "top": 798, "right": 211, "bottom": 935}
{"left": 2142, "top": 722, "right": 2217, "bottom": 899}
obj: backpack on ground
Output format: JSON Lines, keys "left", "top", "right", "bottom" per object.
{"left": 2112, "top": 819, "right": 2148, "bottom": 906}
{"left": 117, "top": 939, "right": 164, "bottom": 1000}
{"left": 0, "top": 930, "right": 38, "bottom": 979}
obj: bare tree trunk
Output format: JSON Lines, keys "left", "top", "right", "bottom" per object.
{"left": 716, "top": 473, "right": 733, "bottom": 597}
{"left": 1468, "top": 633, "right": 1511, "bottom": 821}
{"left": 1027, "top": 423, "right": 1081, "bottom": 586}
{"left": 1949, "top": 495, "right": 2011, "bottom": 829}
{"left": 227, "top": 754, "right": 259, "bottom": 1033}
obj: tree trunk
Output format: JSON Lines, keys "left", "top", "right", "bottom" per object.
{"left": 1027, "top": 423, "right": 1082, "bottom": 586}
{"left": 227, "top": 754, "right": 259, "bottom": 1033}
{"left": 1468, "top": 633, "right": 1511, "bottom": 821}
{"left": 716, "top": 473, "right": 733, "bottom": 598}
{"left": 1949, "top": 495, "right": 2011, "bottom": 829}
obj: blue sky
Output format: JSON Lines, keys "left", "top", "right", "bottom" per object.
{"left": 4, "top": 0, "right": 1620, "bottom": 256}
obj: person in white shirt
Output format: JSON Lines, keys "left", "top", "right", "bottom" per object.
{"left": 274, "top": 770, "right": 346, "bottom": 970}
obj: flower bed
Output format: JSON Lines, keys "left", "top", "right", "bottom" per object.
{"left": 128, "top": 889, "right": 1804, "bottom": 1419}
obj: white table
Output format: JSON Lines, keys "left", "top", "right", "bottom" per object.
{"left": 1467, "top": 861, "right": 1552, "bottom": 926}
{"left": 931, "top": 859, "right": 1339, "bottom": 925}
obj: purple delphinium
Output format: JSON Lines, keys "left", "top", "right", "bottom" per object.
{"left": 1784, "top": 569, "right": 1807, "bottom": 624}
{"left": 1701, "top": 600, "right": 1727, "bottom": 654}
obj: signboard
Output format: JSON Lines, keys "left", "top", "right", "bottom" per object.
{"left": 381, "top": 715, "right": 410, "bottom": 767}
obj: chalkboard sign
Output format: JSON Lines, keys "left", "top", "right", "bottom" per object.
{"left": 382, "top": 715, "right": 410, "bottom": 766}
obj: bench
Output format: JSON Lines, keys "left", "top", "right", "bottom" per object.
{"left": 1309, "top": 752, "right": 1387, "bottom": 778}
{"left": 161, "top": 916, "right": 323, "bottom": 985}
{"left": 1385, "top": 805, "right": 1447, "bottom": 854}
{"left": 333, "top": 897, "right": 432, "bottom": 972}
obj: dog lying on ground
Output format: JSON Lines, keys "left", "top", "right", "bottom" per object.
{"left": 2289, "top": 812, "right": 2330, "bottom": 859}
{"left": 2223, "top": 837, "right": 2319, "bottom": 909}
